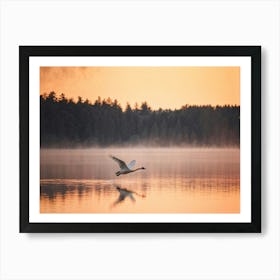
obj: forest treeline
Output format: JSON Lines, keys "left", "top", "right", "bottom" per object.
{"left": 40, "top": 92, "right": 240, "bottom": 147}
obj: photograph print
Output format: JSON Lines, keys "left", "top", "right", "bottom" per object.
{"left": 20, "top": 46, "right": 261, "bottom": 232}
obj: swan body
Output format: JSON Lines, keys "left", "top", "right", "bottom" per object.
{"left": 110, "top": 155, "right": 145, "bottom": 176}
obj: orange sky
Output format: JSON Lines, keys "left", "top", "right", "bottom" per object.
{"left": 40, "top": 66, "right": 240, "bottom": 109}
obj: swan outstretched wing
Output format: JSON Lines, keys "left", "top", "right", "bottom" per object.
{"left": 110, "top": 155, "right": 128, "bottom": 169}
{"left": 127, "top": 160, "right": 136, "bottom": 169}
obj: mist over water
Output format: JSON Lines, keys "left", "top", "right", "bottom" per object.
{"left": 40, "top": 147, "right": 240, "bottom": 213}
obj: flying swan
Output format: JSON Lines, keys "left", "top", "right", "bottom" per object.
{"left": 110, "top": 155, "right": 145, "bottom": 176}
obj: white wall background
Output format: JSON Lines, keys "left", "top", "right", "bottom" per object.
{"left": 0, "top": 0, "right": 279, "bottom": 279}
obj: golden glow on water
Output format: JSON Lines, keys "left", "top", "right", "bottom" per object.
{"left": 40, "top": 148, "right": 240, "bottom": 213}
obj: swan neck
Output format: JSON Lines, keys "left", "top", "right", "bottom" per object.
{"left": 133, "top": 168, "right": 142, "bottom": 172}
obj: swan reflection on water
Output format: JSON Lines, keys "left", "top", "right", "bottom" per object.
{"left": 112, "top": 186, "right": 146, "bottom": 208}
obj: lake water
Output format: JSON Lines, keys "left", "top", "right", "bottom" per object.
{"left": 40, "top": 148, "right": 240, "bottom": 213}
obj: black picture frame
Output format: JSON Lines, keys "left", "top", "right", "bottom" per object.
{"left": 20, "top": 46, "right": 261, "bottom": 233}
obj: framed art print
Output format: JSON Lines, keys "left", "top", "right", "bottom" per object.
{"left": 19, "top": 46, "right": 261, "bottom": 233}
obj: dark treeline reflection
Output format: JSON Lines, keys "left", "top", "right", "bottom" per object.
{"left": 40, "top": 92, "right": 240, "bottom": 147}
{"left": 40, "top": 181, "right": 113, "bottom": 201}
